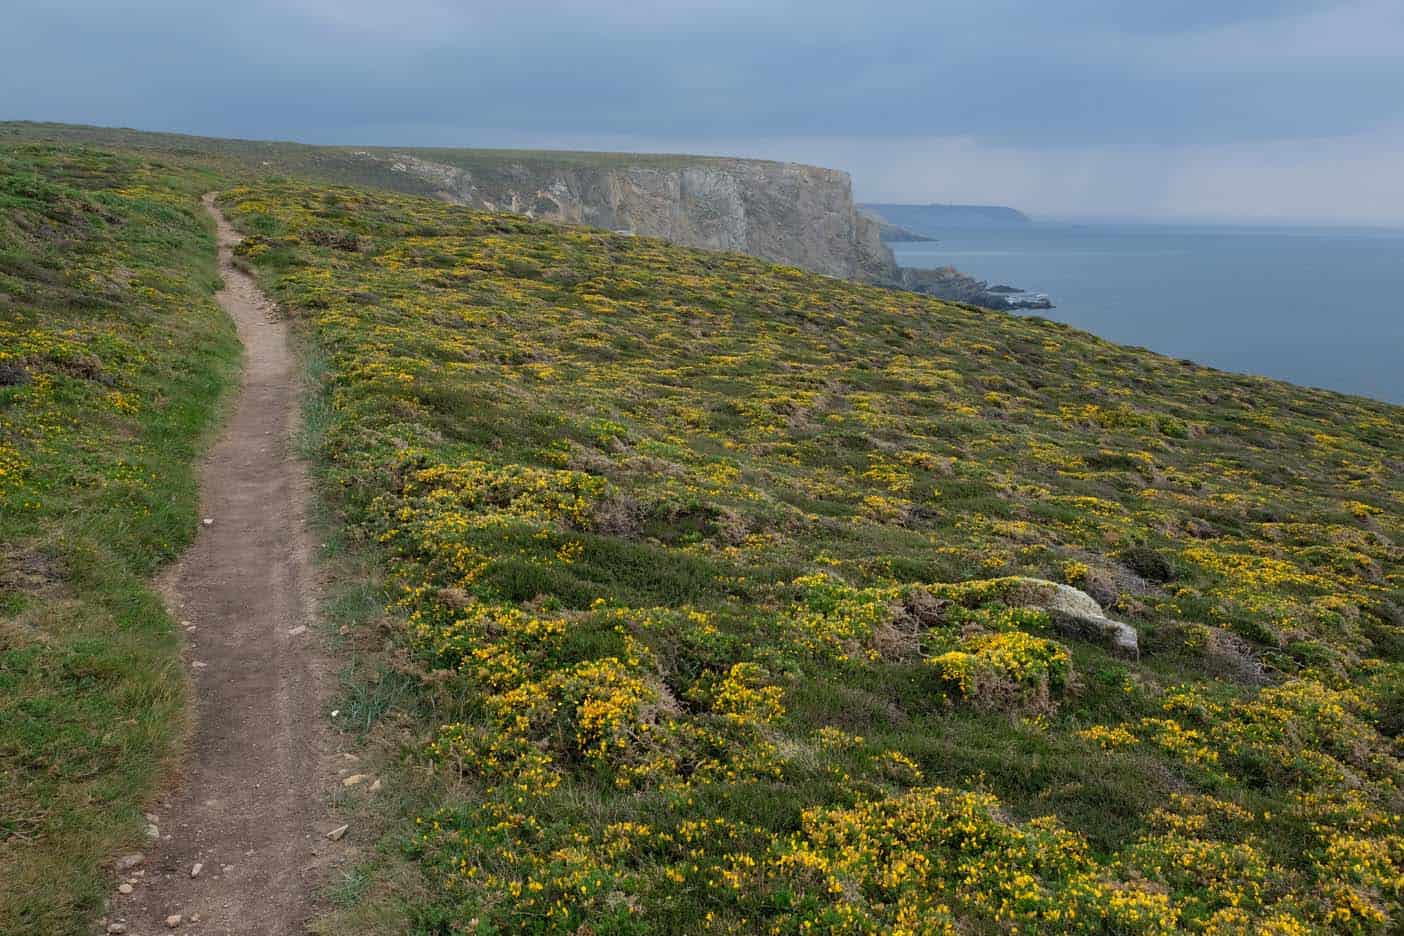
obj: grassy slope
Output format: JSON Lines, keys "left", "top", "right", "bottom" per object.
{"left": 220, "top": 180, "right": 1401, "bottom": 934}
{"left": 0, "top": 145, "right": 239, "bottom": 931}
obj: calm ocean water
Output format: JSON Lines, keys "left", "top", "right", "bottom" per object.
{"left": 892, "top": 223, "right": 1404, "bottom": 404}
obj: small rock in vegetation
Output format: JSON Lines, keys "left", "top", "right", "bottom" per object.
{"left": 115, "top": 853, "right": 145, "bottom": 872}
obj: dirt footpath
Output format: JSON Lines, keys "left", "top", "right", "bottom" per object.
{"left": 104, "top": 195, "right": 338, "bottom": 936}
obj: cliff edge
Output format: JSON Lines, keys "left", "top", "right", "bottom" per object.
{"left": 365, "top": 150, "right": 899, "bottom": 283}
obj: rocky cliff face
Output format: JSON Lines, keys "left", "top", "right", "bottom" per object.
{"left": 363, "top": 151, "right": 898, "bottom": 283}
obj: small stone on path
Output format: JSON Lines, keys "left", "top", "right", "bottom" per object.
{"left": 118, "top": 883, "right": 133, "bottom": 895}
{"left": 326, "top": 824, "right": 349, "bottom": 841}
{"left": 166, "top": 913, "right": 183, "bottom": 927}
{"left": 107, "top": 923, "right": 128, "bottom": 934}
{"left": 190, "top": 862, "right": 203, "bottom": 878}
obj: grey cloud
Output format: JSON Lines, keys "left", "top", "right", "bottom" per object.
{"left": 3, "top": 0, "right": 1401, "bottom": 220}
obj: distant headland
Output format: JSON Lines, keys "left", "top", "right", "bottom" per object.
{"left": 861, "top": 202, "right": 1032, "bottom": 235}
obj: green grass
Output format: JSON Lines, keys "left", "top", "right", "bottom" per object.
{"left": 217, "top": 179, "right": 1399, "bottom": 933}
{"left": 0, "top": 144, "right": 240, "bottom": 932}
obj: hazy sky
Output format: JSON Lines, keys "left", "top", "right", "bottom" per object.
{"left": 4, "top": 1, "right": 1403, "bottom": 221}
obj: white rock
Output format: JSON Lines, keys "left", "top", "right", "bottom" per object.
{"left": 326, "top": 824, "right": 349, "bottom": 841}
{"left": 166, "top": 914, "right": 182, "bottom": 927}
{"left": 1012, "top": 577, "right": 1140, "bottom": 658}
{"left": 144, "top": 823, "right": 160, "bottom": 839}
{"left": 190, "top": 862, "right": 203, "bottom": 878}
{"left": 118, "top": 883, "right": 133, "bottom": 895}
{"left": 287, "top": 625, "right": 307, "bottom": 636}
{"left": 343, "top": 774, "right": 368, "bottom": 787}
{"left": 107, "top": 924, "right": 128, "bottom": 934}
{"left": 202, "top": 518, "right": 213, "bottom": 526}
{"left": 1043, "top": 581, "right": 1107, "bottom": 620}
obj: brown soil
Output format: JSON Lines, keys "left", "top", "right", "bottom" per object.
{"left": 104, "top": 196, "right": 339, "bottom": 936}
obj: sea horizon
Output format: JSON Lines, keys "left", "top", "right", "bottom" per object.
{"left": 1026, "top": 215, "right": 1404, "bottom": 233}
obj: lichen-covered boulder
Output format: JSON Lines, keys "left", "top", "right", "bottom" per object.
{"left": 1012, "top": 577, "right": 1140, "bottom": 658}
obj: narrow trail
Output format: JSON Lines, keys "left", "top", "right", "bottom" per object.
{"left": 105, "top": 195, "right": 337, "bottom": 936}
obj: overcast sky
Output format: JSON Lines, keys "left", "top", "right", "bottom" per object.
{"left": 4, "top": 1, "right": 1403, "bottom": 222}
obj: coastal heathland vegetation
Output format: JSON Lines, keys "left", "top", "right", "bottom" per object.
{"left": 1, "top": 136, "right": 1399, "bottom": 934}
{"left": 218, "top": 179, "right": 1402, "bottom": 934}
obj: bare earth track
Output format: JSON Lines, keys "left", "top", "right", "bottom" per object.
{"left": 104, "top": 196, "right": 336, "bottom": 936}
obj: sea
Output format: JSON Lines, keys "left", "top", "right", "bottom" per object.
{"left": 891, "top": 222, "right": 1404, "bottom": 405}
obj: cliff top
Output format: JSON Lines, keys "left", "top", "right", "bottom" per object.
{"left": 0, "top": 120, "right": 845, "bottom": 186}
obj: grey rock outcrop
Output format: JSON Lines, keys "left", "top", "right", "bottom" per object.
{"left": 1013, "top": 577, "right": 1140, "bottom": 658}
{"left": 367, "top": 152, "right": 898, "bottom": 282}
{"left": 900, "top": 266, "right": 1054, "bottom": 310}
